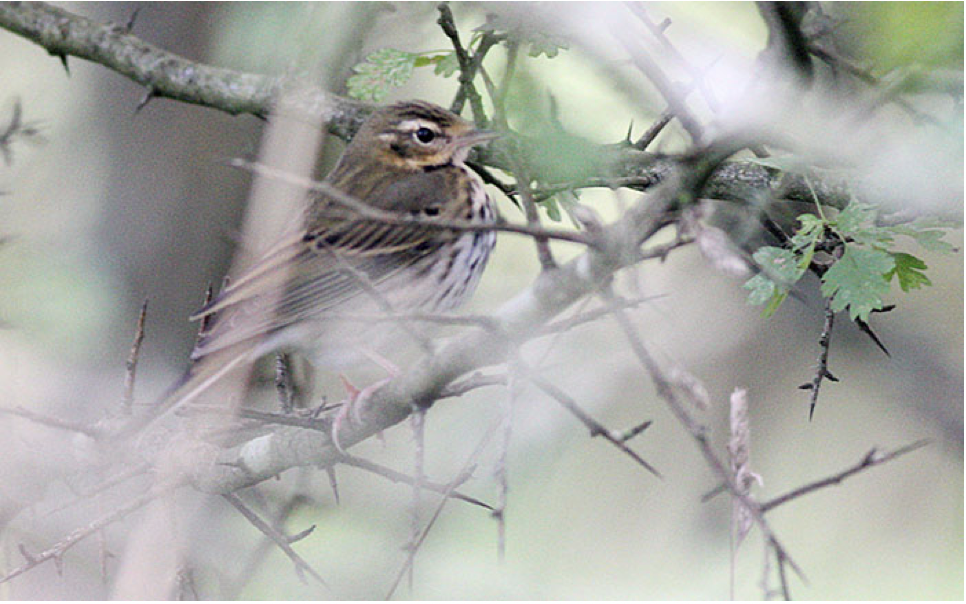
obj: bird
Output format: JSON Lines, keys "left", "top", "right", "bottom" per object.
{"left": 125, "top": 100, "right": 499, "bottom": 438}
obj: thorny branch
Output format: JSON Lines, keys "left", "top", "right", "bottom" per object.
{"left": 760, "top": 440, "right": 930, "bottom": 513}
{"left": 1, "top": 485, "right": 175, "bottom": 585}
{"left": 802, "top": 299, "right": 838, "bottom": 420}
{"left": 222, "top": 492, "right": 327, "bottom": 586}
{"left": 0, "top": 2, "right": 948, "bottom": 599}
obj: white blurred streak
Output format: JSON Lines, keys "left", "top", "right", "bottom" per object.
{"left": 508, "top": 3, "right": 962, "bottom": 216}
{"left": 109, "top": 67, "right": 328, "bottom": 604}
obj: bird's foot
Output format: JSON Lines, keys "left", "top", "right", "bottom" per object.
{"left": 330, "top": 374, "right": 393, "bottom": 453}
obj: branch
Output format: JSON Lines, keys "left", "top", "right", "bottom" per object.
{"left": 0, "top": 1, "right": 370, "bottom": 138}
{"left": 0, "top": 2, "right": 858, "bottom": 214}
{"left": 222, "top": 492, "right": 327, "bottom": 586}
{"left": 760, "top": 440, "right": 930, "bottom": 513}
{"left": 0, "top": 485, "right": 172, "bottom": 584}
{"left": 800, "top": 299, "right": 837, "bottom": 420}
{"left": 149, "top": 140, "right": 742, "bottom": 499}
{"left": 529, "top": 374, "right": 660, "bottom": 477}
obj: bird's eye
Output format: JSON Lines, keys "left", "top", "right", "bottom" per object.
{"left": 414, "top": 127, "right": 436, "bottom": 144}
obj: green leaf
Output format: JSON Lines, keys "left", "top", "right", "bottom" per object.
{"left": 834, "top": 201, "right": 877, "bottom": 233}
{"left": 526, "top": 32, "right": 569, "bottom": 58}
{"left": 752, "top": 246, "right": 804, "bottom": 284}
{"left": 744, "top": 246, "right": 803, "bottom": 317}
{"left": 887, "top": 225, "right": 955, "bottom": 253}
{"left": 887, "top": 252, "right": 932, "bottom": 292}
{"left": 820, "top": 247, "right": 895, "bottom": 321}
{"left": 744, "top": 274, "right": 775, "bottom": 304}
{"left": 473, "top": 13, "right": 568, "bottom": 58}
{"left": 347, "top": 48, "right": 418, "bottom": 101}
{"left": 432, "top": 52, "right": 460, "bottom": 78}
{"left": 848, "top": 225, "right": 894, "bottom": 248}
{"left": 789, "top": 213, "right": 824, "bottom": 251}
{"left": 743, "top": 274, "right": 790, "bottom": 317}
{"left": 543, "top": 197, "right": 561, "bottom": 221}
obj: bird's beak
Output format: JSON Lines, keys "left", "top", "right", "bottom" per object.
{"left": 455, "top": 129, "right": 501, "bottom": 148}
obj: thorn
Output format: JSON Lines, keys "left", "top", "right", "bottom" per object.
{"left": 618, "top": 419, "right": 652, "bottom": 443}
{"left": 797, "top": 382, "right": 812, "bottom": 390}
{"left": 17, "top": 544, "right": 36, "bottom": 563}
{"left": 856, "top": 318, "right": 891, "bottom": 357}
{"left": 135, "top": 88, "right": 156, "bottom": 113}
{"left": 326, "top": 466, "right": 340, "bottom": 504}
{"left": 51, "top": 52, "right": 70, "bottom": 75}
{"left": 822, "top": 369, "right": 839, "bottom": 382}
{"left": 288, "top": 525, "right": 316, "bottom": 544}
{"left": 625, "top": 120, "right": 634, "bottom": 144}
{"left": 125, "top": 7, "right": 141, "bottom": 32}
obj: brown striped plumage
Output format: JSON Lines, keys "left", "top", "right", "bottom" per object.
{"left": 137, "top": 101, "right": 497, "bottom": 428}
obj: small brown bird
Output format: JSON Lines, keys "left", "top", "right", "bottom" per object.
{"left": 132, "top": 100, "right": 498, "bottom": 433}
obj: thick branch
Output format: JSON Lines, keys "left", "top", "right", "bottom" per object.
{"left": 0, "top": 1, "right": 370, "bottom": 138}
{"left": 0, "top": 2, "right": 856, "bottom": 211}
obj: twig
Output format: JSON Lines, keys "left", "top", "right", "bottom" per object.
{"left": 386, "top": 421, "right": 499, "bottom": 599}
{"left": 494, "top": 357, "right": 522, "bottom": 560}
{"left": 121, "top": 299, "right": 148, "bottom": 415}
{"left": 338, "top": 454, "right": 493, "bottom": 509}
{"left": 761, "top": 440, "right": 930, "bottom": 513}
{"left": 437, "top": 372, "right": 507, "bottom": 399}
{"left": 222, "top": 492, "right": 327, "bottom": 587}
{"left": 626, "top": 3, "right": 722, "bottom": 113}
{"left": 0, "top": 2, "right": 366, "bottom": 131}
{"left": 408, "top": 406, "right": 426, "bottom": 589}
{"left": 529, "top": 374, "right": 661, "bottom": 477}
{"left": 1, "top": 485, "right": 172, "bottom": 584}
{"left": 437, "top": 2, "right": 487, "bottom": 123}
{"left": 598, "top": 286, "right": 805, "bottom": 589}
{"left": 611, "top": 22, "right": 705, "bottom": 144}
{"left": 274, "top": 353, "right": 295, "bottom": 414}
{"left": 0, "top": 405, "right": 101, "bottom": 439}
{"left": 511, "top": 157, "right": 557, "bottom": 269}
{"left": 228, "top": 157, "right": 598, "bottom": 248}
{"left": 800, "top": 299, "right": 837, "bottom": 420}
{"left": 222, "top": 493, "right": 313, "bottom": 599}
{"left": 634, "top": 111, "right": 673, "bottom": 150}
{"left": 538, "top": 295, "right": 665, "bottom": 336}
{"left": 177, "top": 404, "right": 335, "bottom": 431}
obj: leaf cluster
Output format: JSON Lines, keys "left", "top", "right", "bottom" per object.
{"left": 744, "top": 199, "right": 957, "bottom": 321}
{"left": 346, "top": 12, "right": 567, "bottom": 102}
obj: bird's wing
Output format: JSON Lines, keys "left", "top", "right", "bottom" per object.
{"left": 188, "top": 168, "right": 467, "bottom": 361}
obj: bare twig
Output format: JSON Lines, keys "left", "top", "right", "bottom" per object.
{"left": 1, "top": 485, "right": 172, "bottom": 584}
{"left": 386, "top": 421, "right": 499, "bottom": 599}
{"left": 611, "top": 21, "right": 705, "bottom": 144}
{"left": 274, "top": 353, "right": 295, "bottom": 414}
{"left": 121, "top": 299, "right": 148, "bottom": 415}
{"left": 437, "top": 3, "right": 487, "bottom": 124}
{"left": 438, "top": 372, "right": 507, "bottom": 399}
{"left": 228, "top": 158, "right": 598, "bottom": 248}
{"left": 598, "top": 285, "right": 805, "bottom": 591}
{"left": 761, "top": 440, "right": 930, "bottom": 513}
{"left": 529, "top": 374, "right": 661, "bottom": 477}
{"left": 0, "top": 405, "right": 101, "bottom": 439}
{"left": 634, "top": 111, "right": 673, "bottom": 150}
{"left": 338, "top": 454, "right": 493, "bottom": 509}
{"left": 511, "top": 157, "right": 557, "bottom": 269}
{"left": 222, "top": 492, "right": 326, "bottom": 587}
{"left": 801, "top": 299, "right": 837, "bottom": 420}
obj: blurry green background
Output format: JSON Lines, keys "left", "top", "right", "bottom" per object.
{"left": 0, "top": 2, "right": 961, "bottom": 599}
